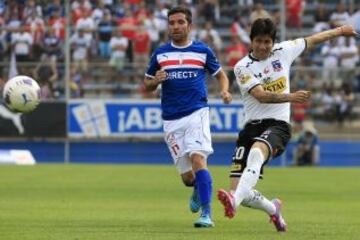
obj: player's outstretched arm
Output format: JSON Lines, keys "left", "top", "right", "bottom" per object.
{"left": 143, "top": 69, "right": 167, "bottom": 92}
{"left": 305, "top": 25, "right": 359, "bottom": 50}
{"left": 250, "top": 85, "right": 311, "bottom": 104}
{"left": 214, "top": 69, "right": 232, "bottom": 104}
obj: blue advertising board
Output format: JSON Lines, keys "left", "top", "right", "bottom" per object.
{"left": 69, "top": 99, "right": 245, "bottom": 138}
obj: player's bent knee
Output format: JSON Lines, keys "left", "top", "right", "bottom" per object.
{"left": 189, "top": 151, "right": 207, "bottom": 161}
{"left": 252, "top": 141, "right": 270, "bottom": 157}
{"left": 181, "top": 172, "right": 195, "bottom": 187}
{"left": 190, "top": 151, "right": 208, "bottom": 171}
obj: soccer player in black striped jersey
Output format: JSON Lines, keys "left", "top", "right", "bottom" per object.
{"left": 217, "top": 18, "right": 358, "bottom": 232}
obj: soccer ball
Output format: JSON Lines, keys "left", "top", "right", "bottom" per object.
{"left": 3, "top": 75, "right": 41, "bottom": 113}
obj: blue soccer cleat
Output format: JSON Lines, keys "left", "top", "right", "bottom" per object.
{"left": 194, "top": 214, "right": 215, "bottom": 228}
{"left": 189, "top": 188, "right": 201, "bottom": 213}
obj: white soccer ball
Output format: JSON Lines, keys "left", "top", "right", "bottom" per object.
{"left": 3, "top": 75, "right": 41, "bottom": 113}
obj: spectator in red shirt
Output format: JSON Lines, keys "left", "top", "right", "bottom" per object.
{"left": 118, "top": 9, "right": 138, "bottom": 65}
{"left": 292, "top": 102, "right": 308, "bottom": 123}
{"left": 71, "top": 0, "right": 92, "bottom": 25}
{"left": 225, "top": 36, "right": 248, "bottom": 87}
{"left": 48, "top": 9, "right": 66, "bottom": 40}
{"left": 118, "top": 9, "right": 138, "bottom": 40}
{"left": 125, "top": 0, "right": 142, "bottom": 7}
{"left": 286, "top": 0, "right": 304, "bottom": 29}
{"left": 133, "top": 23, "right": 150, "bottom": 75}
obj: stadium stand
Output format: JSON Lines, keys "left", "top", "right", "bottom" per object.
{"left": 0, "top": 0, "right": 359, "bottom": 138}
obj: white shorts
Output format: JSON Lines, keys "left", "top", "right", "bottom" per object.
{"left": 163, "top": 107, "right": 214, "bottom": 174}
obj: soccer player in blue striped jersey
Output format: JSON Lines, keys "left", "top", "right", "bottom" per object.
{"left": 144, "top": 6, "right": 232, "bottom": 228}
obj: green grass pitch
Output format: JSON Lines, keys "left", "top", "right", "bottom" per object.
{"left": 0, "top": 164, "right": 359, "bottom": 240}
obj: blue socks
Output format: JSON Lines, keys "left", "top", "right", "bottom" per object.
{"left": 195, "top": 169, "right": 213, "bottom": 216}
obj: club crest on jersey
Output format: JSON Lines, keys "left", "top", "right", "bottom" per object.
{"left": 271, "top": 60, "right": 283, "bottom": 72}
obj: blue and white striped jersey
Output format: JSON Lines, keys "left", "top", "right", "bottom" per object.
{"left": 145, "top": 40, "right": 221, "bottom": 120}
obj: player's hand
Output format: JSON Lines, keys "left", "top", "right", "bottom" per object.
{"left": 290, "top": 90, "right": 311, "bottom": 103}
{"left": 338, "top": 25, "right": 359, "bottom": 37}
{"left": 154, "top": 70, "right": 167, "bottom": 84}
{"left": 221, "top": 90, "right": 232, "bottom": 104}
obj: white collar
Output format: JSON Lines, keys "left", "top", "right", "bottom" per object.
{"left": 171, "top": 40, "right": 193, "bottom": 48}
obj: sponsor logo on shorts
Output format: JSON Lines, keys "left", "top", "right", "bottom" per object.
{"left": 231, "top": 163, "right": 242, "bottom": 171}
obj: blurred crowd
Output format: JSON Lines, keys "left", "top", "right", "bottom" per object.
{"left": 0, "top": 0, "right": 359, "bottom": 125}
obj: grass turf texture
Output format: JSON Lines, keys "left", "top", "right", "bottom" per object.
{"left": 0, "top": 165, "right": 359, "bottom": 240}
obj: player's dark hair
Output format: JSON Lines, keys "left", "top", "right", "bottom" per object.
{"left": 168, "top": 6, "right": 192, "bottom": 24}
{"left": 250, "top": 18, "right": 277, "bottom": 42}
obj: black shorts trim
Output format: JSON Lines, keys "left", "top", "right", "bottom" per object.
{"left": 253, "top": 137, "right": 273, "bottom": 157}
{"left": 246, "top": 118, "right": 289, "bottom": 126}
{"left": 230, "top": 172, "right": 264, "bottom": 179}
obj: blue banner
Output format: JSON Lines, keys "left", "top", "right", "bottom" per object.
{"left": 69, "top": 99, "right": 245, "bottom": 138}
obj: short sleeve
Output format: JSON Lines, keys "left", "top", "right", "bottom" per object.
{"left": 145, "top": 51, "right": 160, "bottom": 78}
{"left": 205, "top": 45, "right": 221, "bottom": 76}
{"left": 278, "top": 38, "right": 306, "bottom": 64}
{"left": 234, "top": 65, "right": 260, "bottom": 93}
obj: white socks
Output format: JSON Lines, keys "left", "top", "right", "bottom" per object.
{"left": 241, "top": 189, "right": 276, "bottom": 215}
{"left": 233, "top": 148, "right": 265, "bottom": 208}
